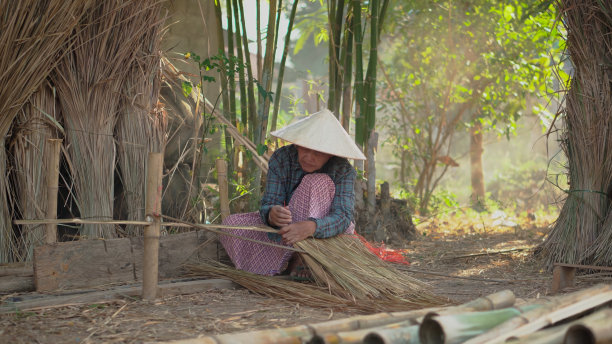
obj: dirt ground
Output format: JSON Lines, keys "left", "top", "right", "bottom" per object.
{"left": 1, "top": 212, "right": 609, "bottom": 343}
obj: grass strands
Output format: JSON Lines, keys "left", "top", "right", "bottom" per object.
{"left": 184, "top": 260, "right": 359, "bottom": 311}
{"left": 55, "top": 1, "right": 165, "bottom": 239}
{"left": 187, "top": 234, "right": 451, "bottom": 312}
{"left": 539, "top": 0, "right": 612, "bottom": 268}
{"left": 116, "top": 3, "right": 167, "bottom": 236}
{"left": 0, "top": 0, "right": 86, "bottom": 262}
{"left": 10, "top": 83, "right": 59, "bottom": 261}
{"left": 296, "top": 235, "right": 452, "bottom": 310}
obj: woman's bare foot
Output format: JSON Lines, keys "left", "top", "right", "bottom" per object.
{"left": 286, "top": 254, "right": 312, "bottom": 281}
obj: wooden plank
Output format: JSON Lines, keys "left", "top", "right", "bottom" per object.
{"left": 34, "top": 230, "right": 219, "bottom": 292}
{"left": 0, "top": 276, "right": 34, "bottom": 293}
{"left": 553, "top": 262, "right": 612, "bottom": 272}
{"left": 0, "top": 278, "right": 238, "bottom": 313}
{"left": 0, "top": 262, "right": 32, "bottom": 277}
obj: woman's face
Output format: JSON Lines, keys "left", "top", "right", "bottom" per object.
{"left": 296, "top": 146, "right": 332, "bottom": 173}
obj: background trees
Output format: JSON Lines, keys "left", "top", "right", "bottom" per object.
{"left": 378, "top": 0, "right": 561, "bottom": 214}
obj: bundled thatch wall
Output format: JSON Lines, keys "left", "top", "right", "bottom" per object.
{"left": 540, "top": 0, "right": 612, "bottom": 267}
{"left": 0, "top": 1, "right": 87, "bottom": 263}
{"left": 0, "top": 0, "right": 176, "bottom": 262}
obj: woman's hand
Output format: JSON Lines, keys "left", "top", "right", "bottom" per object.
{"left": 279, "top": 221, "right": 316, "bottom": 245}
{"left": 268, "top": 205, "right": 292, "bottom": 227}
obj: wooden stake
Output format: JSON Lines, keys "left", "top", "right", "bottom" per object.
{"left": 216, "top": 159, "right": 230, "bottom": 220}
{"left": 44, "top": 139, "right": 62, "bottom": 244}
{"left": 142, "top": 152, "right": 163, "bottom": 300}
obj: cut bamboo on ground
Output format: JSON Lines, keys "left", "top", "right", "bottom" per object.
{"left": 160, "top": 290, "right": 516, "bottom": 344}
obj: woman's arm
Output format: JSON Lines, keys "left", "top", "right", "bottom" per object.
{"left": 260, "top": 148, "right": 289, "bottom": 226}
{"left": 309, "top": 162, "right": 356, "bottom": 238}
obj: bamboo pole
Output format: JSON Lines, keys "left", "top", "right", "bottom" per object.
{"left": 216, "top": 159, "right": 230, "bottom": 221}
{"left": 13, "top": 218, "right": 274, "bottom": 233}
{"left": 416, "top": 305, "right": 541, "bottom": 344}
{"left": 44, "top": 139, "right": 62, "bottom": 244}
{"left": 464, "top": 284, "right": 612, "bottom": 344}
{"left": 363, "top": 325, "right": 420, "bottom": 344}
{"left": 563, "top": 308, "right": 612, "bottom": 344}
{"left": 315, "top": 290, "right": 516, "bottom": 344}
{"left": 163, "top": 291, "right": 515, "bottom": 344}
{"left": 142, "top": 152, "right": 163, "bottom": 300}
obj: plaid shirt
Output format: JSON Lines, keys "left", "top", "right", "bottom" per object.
{"left": 260, "top": 144, "right": 356, "bottom": 238}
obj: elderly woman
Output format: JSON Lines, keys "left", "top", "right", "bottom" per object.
{"left": 220, "top": 109, "right": 366, "bottom": 278}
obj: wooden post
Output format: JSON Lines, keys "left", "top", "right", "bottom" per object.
{"left": 216, "top": 159, "right": 230, "bottom": 220}
{"left": 142, "top": 152, "right": 163, "bottom": 300}
{"left": 381, "top": 181, "right": 390, "bottom": 217}
{"left": 552, "top": 264, "right": 576, "bottom": 294}
{"left": 44, "top": 139, "right": 62, "bottom": 244}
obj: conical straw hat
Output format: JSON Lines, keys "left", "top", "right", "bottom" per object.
{"left": 270, "top": 109, "right": 366, "bottom": 160}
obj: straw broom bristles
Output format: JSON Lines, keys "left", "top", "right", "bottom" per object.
{"left": 187, "top": 234, "right": 451, "bottom": 312}
{"left": 539, "top": 0, "right": 612, "bottom": 268}
{"left": 116, "top": 3, "right": 167, "bottom": 236}
{"left": 55, "top": 1, "right": 166, "bottom": 239}
{"left": 0, "top": 0, "right": 87, "bottom": 262}
{"left": 296, "top": 235, "right": 452, "bottom": 310}
{"left": 10, "top": 82, "right": 59, "bottom": 261}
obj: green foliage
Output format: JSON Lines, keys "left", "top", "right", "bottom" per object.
{"left": 488, "top": 158, "right": 561, "bottom": 211}
{"left": 379, "top": 0, "right": 563, "bottom": 213}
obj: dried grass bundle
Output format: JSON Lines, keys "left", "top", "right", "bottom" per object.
{"left": 296, "top": 235, "right": 452, "bottom": 310}
{"left": 0, "top": 0, "right": 86, "bottom": 262}
{"left": 116, "top": 3, "right": 167, "bottom": 236}
{"left": 187, "top": 234, "right": 451, "bottom": 312}
{"left": 55, "top": 1, "right": 165, "bottom": 239}
{"left": 540, "top": 0, "right": 612, "bottom": 267}
{"left": 10, "top": 82, "right": 59, "bottom": 261}
{"left": 185, "top": 260, "right": 359, "bottom": 311}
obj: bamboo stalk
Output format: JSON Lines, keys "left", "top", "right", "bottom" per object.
{"left": 464, "top": 284, "right": 612, "bottom": 344}
{"left": 162, "top": 290, "right": 515, "bottom": 344}
{"left": 417, "top": 305, "right": 541, "bottom": 344}
{"left": 563, "top": 308, "right": 612, "bottom": 344}
{"left": 142, "top": 152, "right": 163, "bottom": 300}
{"left": 271, "top": 0, "right": 300, "bottom": 134}
{"left": 216, "top": 159, "right": 230, "bottom": 221}
{"left": 44, "top": 139, "right": 62, "bottom": 244}
{"left": 363, "top": 325, "right": 420, "bottom": 344}
{"left": 13, "top": 218, "right": 274, "bottom": 233}
{"left": 507, "top": 308, "right": 611, "bottom": 344}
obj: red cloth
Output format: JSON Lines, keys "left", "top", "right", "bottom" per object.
{"left": 354, "top": 234, "right": 411, "bottom": 265}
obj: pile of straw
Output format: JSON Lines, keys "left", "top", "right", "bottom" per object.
{"left": 116, "top": 4, "right": 167, "bottom": 236}
{"left": 296, "top": 235, "right": 452, "bottom": 310}
{"left": 540, "top": 0, "right": 612, "bottom": 267}
{"left": 187, "top": 234, "right": 451, "bottom": 312}
{"left": 55, "top": 1, "right": 165, "bottom": 239}
{"left": 0, "top": 1, "right": 85, "bottom": 262}
{"left": 10, "top": 83, "right": 59, "bottom": 261}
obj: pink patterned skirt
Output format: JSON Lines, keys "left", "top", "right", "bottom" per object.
{"left": 220, "top": 174, "right": 355, "bottom": 275}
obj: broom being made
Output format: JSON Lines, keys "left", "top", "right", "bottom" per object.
{"left": 168, "top": 215, "right": 452, "bottom": 311}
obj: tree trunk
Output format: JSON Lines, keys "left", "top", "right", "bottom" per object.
{"left": 470, "top": 119, "right": 485, "bottom": 208}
